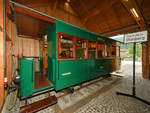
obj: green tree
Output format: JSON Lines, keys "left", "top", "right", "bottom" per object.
{"left": 128, "top": 43, "right": 142, "bottom": 58}
{"left": 128, "top": 44, "right": 133, "bottom": 55}
{"left": 136, "top": 44, "right": 142, "bottom": 57}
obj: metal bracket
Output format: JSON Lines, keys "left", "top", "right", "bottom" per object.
{"left": 7, "top": 12, "right": 15, "bottom": 22}
{"left": 141, "top": 41, "right": 148, "bottom": 45}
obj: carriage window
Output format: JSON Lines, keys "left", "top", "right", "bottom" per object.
{"left": 105, "top": 44, "right": 111, "bottom": 57}
{"left": 88, "top": 41, "right": 96, "bottom": 59}
{"left": 76, "top": 39, "right": 86, "bottom": 59}
{"left": 111, "top": 45, "right": 116, "bottom": 56}
{"left": 98, "top": 43, "right": 104, "bottom": 58}
{"left": 59, "top": 35, "right": 73, "bottom": 59}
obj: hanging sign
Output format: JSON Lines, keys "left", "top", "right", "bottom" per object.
{"left": 124, "top": 30, "right": 148, "bottom": 43}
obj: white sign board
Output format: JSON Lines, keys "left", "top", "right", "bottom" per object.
{"left": 124, "top": 30, "right": 148, "bottom": 43}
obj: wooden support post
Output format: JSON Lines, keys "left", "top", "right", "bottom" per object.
{"left": 0, "top": 0, "right": 4, "bottom": 108}
{"left": 142, "top": 33, "right": 149, "bottom": 79}
{"left": 6, "top": 0, "right": 12, "bottom": 83}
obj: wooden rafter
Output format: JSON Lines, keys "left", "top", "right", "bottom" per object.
{"left": 81, "top": 0, "right": 117, "bottom": 24}
{"left": 78, "top": 0, "right": 89, "bottom": 16}
{"left": 51, "top": 0, "right": 58, "bottom": 16}
{"left": 111, "top": 3, "right": 123, "bottom": 28}
{"left": 137, "top": 0, "right": 145, "bottom": 6}
{"left": 94, "top": 19, "right": 103, "bottom": 33}
{"left": 100, "top": 12, "right": 112, "bottom": 32}
{"left": 57, "top": 1, "right": 78, "bottom": 17}
{"left": 78, "top": 0, "right": 102, "bottom": 33}
{"left": 69, "top": 0, "right": 89, "bottom": 29}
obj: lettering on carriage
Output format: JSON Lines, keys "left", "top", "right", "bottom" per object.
{"left": 62, "top": 72, "right": 72, "bottom": 76}
{"left": 97, "top": 37, "right": 105, "bottom": 42}
{"left": 100, "top": 66, "right": 104, "bottom": 69}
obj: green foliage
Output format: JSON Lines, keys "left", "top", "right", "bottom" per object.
{"left": 128, "top": 44, "right": 133, "bottom": 55}
{"left": 120, "top": 54, "right": 129, "bottom": 58}
{"left": 127, "top": 43, "right": 142, "bottom": 58}
{"left": 136, "top": 44, "right": 142, "bottom": 57}
{"left": 120, "top": 43, "right": 142, "bottom": 58}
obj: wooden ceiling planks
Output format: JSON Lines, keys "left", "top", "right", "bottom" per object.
{"left": 69, "top": 0, "right": 139, "bottom": 36}
{"left": 11, "top": 0, "right": 150, "bottom": 36}
{"left": 75, "top": 0, "right": 118, "bottom": 24}
{"left": 15, "top": 11, "right": 52, "bottom": 39}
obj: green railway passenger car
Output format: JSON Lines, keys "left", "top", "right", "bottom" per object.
{"left": 11, "top": 2, "right": 121, "bottom": 99}
{"left": 20, "top": 20, "right": 121, "bottom": 99}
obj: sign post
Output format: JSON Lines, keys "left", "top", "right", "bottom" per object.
{"left": 116, "top": 30, "right": 150, "bottom": 105}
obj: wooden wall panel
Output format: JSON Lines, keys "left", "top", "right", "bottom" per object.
{"left": 0, "top": 0, "right": 4, "bottom": 107}
{"left": 6, "top": 41, "right": 12, "bottom": 82}
{"left": 9, "top": 23, "right": 40, "bottom": 70}
{"left": 142, "top": 32, "right": 150, "bottom": 79}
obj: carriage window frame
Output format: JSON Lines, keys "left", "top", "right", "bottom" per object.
{"left": 104, "top": 44, "right": 111, "bottom": 57}
{"left": 97, "top": 42, "right": 105, "bottom": 59}
{"left": 76, "top": 37, "right": 88, "bottom": 60}
{"left": 111, "top": 45, "right": 117, "bottom": 57}
{"left": 57, "top": 32, "right": 120, "bottom": 61}
{"left": 57, "top": 33, "right": 76, "bottom": 61}
{"left": 104, "top": 44, "right": 108, "bottom": 57}
{"left": 88, "top": 40, "right": 97, "bottom": 59}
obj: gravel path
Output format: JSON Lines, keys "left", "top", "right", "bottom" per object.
{"left": 75, "top": 61, "right": 150, "bottom": 113}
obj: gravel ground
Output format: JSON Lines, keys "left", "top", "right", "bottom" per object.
{"left": 75, "top": 61, "right": 150, "bottom": 113}
{"left": 120, "top": 61, "right": 142, "bottom": 75}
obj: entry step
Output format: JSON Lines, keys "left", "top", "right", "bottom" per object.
{"left": 20, "top": 96, "right": 57, "bottom": 113}
{"left": 111, "top": 72, "right": 125, "bottom": 77}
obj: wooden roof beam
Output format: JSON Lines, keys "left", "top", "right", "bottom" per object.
{"left": 77, "top": 0, "right": 102, "bottom": 32}
{"left": 81, "top": 0, "right": 117, "bottom": 24}
{"left": 50, "top": 0, "right": 58, "bottom": 16}
{"left": 111, "top": 3, "right": 124, "bottom": 28}
{"left": 100, "top": 12, "right": 112, "bottom": 32}
{"left": 121, "top": 0, "right": 147, "bottom": 30}
{"left": 102, "top": 24, "right": 138, "bottom": 36}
